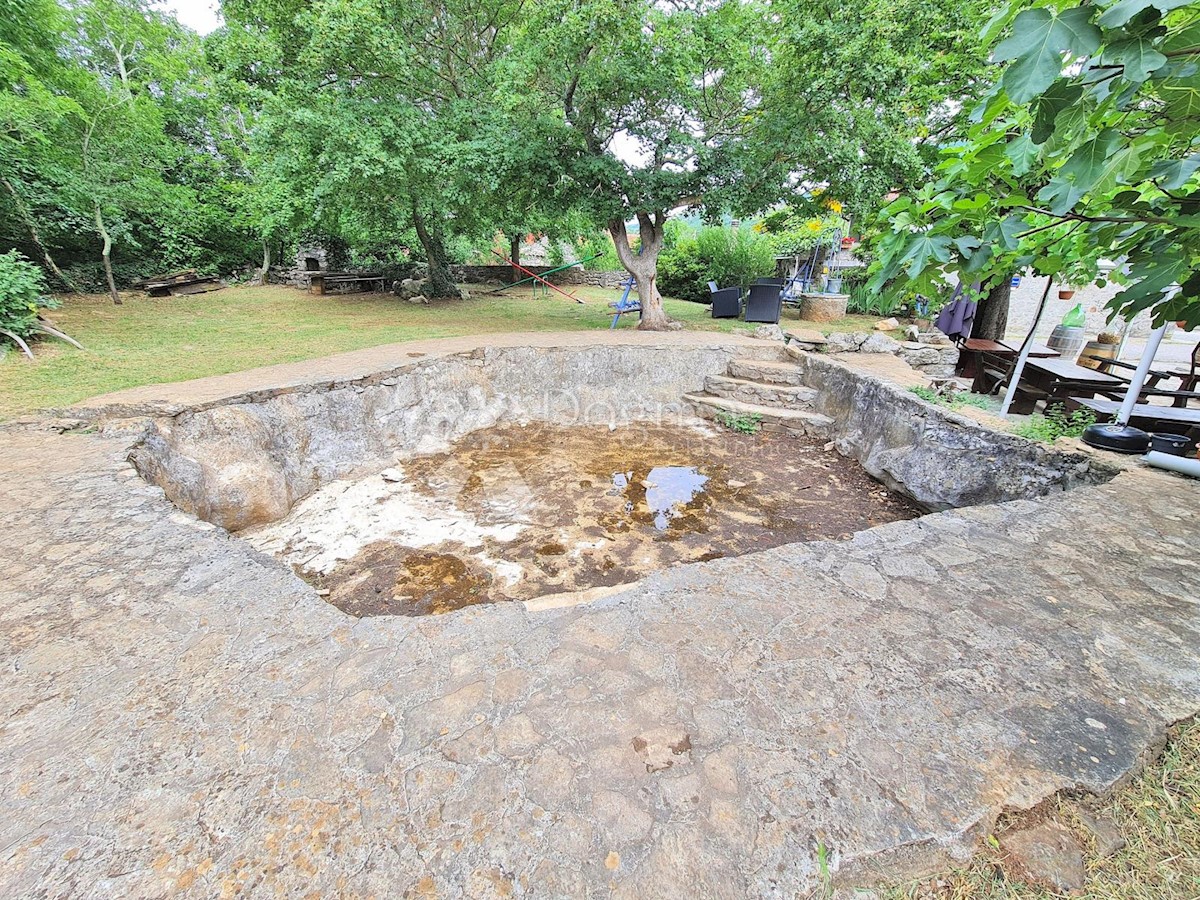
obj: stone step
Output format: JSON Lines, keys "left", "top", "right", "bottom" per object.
{"left": 726, "top": 358, "right": 807, "bottom": 386}
{"left": 683, "top": 393, "right": 834, "bottom": 438}
{"left": 703, "top": 374, "right": 818, "bottom": 409}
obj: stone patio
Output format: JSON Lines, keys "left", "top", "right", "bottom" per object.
{"left": 1, "top": 331, "right": 1198, "bottom": 897}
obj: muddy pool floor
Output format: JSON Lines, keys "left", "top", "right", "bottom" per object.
{"left": 243, "top": 422, "right": 922, "bottom": 616}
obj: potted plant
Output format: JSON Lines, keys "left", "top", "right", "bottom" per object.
{"left": 1057, "top": 285, "right": 1076, "bottom": 300}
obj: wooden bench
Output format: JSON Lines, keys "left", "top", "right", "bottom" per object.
{"left": 309, "top": 273, "right": 386, "bottom": 295}
{"left": 1069, "top": 396, "right": 1200, "bottom": 432}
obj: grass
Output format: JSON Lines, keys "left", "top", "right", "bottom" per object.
{"left": 0, "top": 283, "right": 754, "bottom": 419}
{"left": 884, "top": 719, "right": 1200, "bottom": 899}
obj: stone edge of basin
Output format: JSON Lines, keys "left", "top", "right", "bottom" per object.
{"left": 11, "top": 332, "right": 775, "bottom": 426}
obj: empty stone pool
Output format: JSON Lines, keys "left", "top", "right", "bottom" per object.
{"left": 128, "top": 342, "right": 1117, "bottom": 620}
{"left": 239, "top": 423, "right": 922, "bottom": 616}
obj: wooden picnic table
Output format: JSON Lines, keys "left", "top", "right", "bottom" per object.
{"left": 1019, "top": 357, "right": 1126, "bottom": 409}
{"left": 998, "top": 338, "right": 1060, "bottom": 357}
{"left": 956, "top": 338, "right": 1059, "bottom": 379}
{"left": 1070, "top": 396, "right": 1200, "bottom": 431}
{"left": 309, "top": 273, "right": 386, "bottom": 295}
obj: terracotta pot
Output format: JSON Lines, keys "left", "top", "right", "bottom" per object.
{"left": 1058, "top": 289, "right": 1076, "bottom": 300}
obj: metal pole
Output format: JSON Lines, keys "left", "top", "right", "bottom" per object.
{"left": 1114, "top": 323, "right": 1168, "bottom": 426}
{"left": 487, "top": 253, "right": 603, "bottom": 293}
{"left": 490, "top": 251, "right": 586, "bottom": 303}
{"left": 1000, "top": 277, "right": 1054, "bottom": 417}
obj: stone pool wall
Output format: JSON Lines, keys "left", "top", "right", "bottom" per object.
{"left": 130, "top": 343, "right": 769, "bottom": 531}
{"left": 793, "top": 352, "right": 1120, "bottom": 509}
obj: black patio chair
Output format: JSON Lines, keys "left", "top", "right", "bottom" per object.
{"left": 756, "top": 277, "right": 785, "bottom": 287}
{"left": 710, "top": 287, "right": 742, "bottom": 318}
{"left": 743, "top": 283, "right": 783, "bottom": 324}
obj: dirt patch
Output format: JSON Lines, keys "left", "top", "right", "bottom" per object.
{"left": 288, "top": 423, "right": 922, "bottom": 616}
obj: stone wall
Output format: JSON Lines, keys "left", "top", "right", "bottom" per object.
{"left": 793, "top": 352, "right": 1118, "bottom": 510}
{"left": 451, "top": 265, "right": 627, "bottom": 289}
{"left": 131, "top": 343, "right": 770, "bottom": 531}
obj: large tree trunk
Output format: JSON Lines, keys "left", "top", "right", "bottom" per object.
{"left": 972, "top": 278, "right": 1011, "bottom": 341}
{"left": 412, "top": 204, "right": 457, "bottom": 298}
{"left": 2, "top": 177, "right": 78, "bottom": 291}
{"left": 94, "top": 202, "right": 121, "bottom": 305}
{"left": 609, "top": 211, "right": 670, "bottom": 331}
{"left": 510, "top": 233, "right": 521, "bottom": 284}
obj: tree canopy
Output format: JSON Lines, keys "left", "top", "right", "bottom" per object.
{"left": 869, "top": 0, "right": 1200, "bottom": 329}
{"left": 1, "top": 0, "right": 1073, "bottom": 330}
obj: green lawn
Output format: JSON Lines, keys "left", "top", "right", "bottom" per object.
{"left": 0, "top": 283, "right": 745, "bottom": 419}
{"left": 1, "top": 283, "right": 891, "bottom": 419}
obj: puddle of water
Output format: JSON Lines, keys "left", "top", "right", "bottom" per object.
{"left": 613, "top": 466, "right": 710, "bottom": 531}
{"left": 248, "top": 423, "right": 922, "bottom": 617}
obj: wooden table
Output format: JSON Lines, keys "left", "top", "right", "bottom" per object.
{"left": 998, "top": 339, "right": 1060, "bottom": 357}
{"left": 309, "top": 273, "right": 386, "bottom": 295}
{"left": 957, "top": 338, "right": 1059, "bottom": 379}
{"left": 1018, "top": 358, "right": 1126, "bottom": 411}
{"left": 1070, "top": 396, "right": 1200, "bottom": 431}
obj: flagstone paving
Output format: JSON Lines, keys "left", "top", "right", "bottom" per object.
{"left": 1, "top": 336, "right": 1198, "bottom": 897}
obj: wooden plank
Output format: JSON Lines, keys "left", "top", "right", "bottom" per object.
{"left": 1072, "top": 396, "right": 1200, "bottom": 427}
{"left": 167, "top": 281, "right": 224, "bottom": 296}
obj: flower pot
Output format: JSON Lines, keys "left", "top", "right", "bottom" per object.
{"left": 1058, "top": 288, "right": 1076, "bottom": 300}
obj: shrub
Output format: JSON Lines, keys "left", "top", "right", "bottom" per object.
{"left": 696, "top": 225, "right": 776, "bottom": 292}
{"left": 1011, "top": 407, "right": 1097, "bottom": 443}
{"left": 0, "top": 251, "right": 56, "bottom": 341}
{"left": 657, "top": 227, "right": 708, "bottom": 303}
{"left": 578, "top": 232, "right": 621, "bottom": 271}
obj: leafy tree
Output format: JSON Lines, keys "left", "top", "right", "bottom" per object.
{"left": 0, "top": 0, "right": 86, "bottom": 289}
{"left": 870, "top": 0, "right": 1200, "bottom": 331}
{"left": 220, "top": 0, "right": 528, "bottom": 298}
{"left": 2, "top": 0, "right": 255, "bottom": 297}
{"left": 0, "top": 250, "right": 81, "bottom": 357}
{"left": 510, "top": 0, "right": 991, "bottom": 330}
{"left": 759, "top": 0, "right": 993, "bottom": 219}
{"left": 508, "top": 0, "right": 778, "bottom": 328}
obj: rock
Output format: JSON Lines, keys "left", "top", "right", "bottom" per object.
{"left": 860, "top": 333, "right": 901, "bottom": 354}
{"left": 666, "top": 321, "right": 684, "bottom": 330}
{"left": 406, "top": 294, "right": 430, "bottom": 305}
{"left": 919, "top": 364, "right": 959, "bottom": 378}
{"left": 798, "top": 293, "right": 849, "bottom": 322}
{"left": 918, "top": 330, "right": 952, "bottom": 346}
{"left": 899, "top": 347, "right": 942, "bottom": 367}
{"left": 824, "top": 331, "right": 866, "bottom": 353}
{"left": 904, "top": 324, "right": 920, "bottom": 342}
{"left": 785, "top": 328, "right": 827, "bottom": 347}
{"left": 1076, "top": 809, "right": 1125, "bottom": 858}
{"left": 999, "top": 821, "right": 1086, "bottom": 894}
{"left": 397, "top": 277, "right": 424, "bottom": 299}
{"left": 380, "top": 468, "right": 403, "bottom": 483}
{"left": 875, "top": 317, "right": 901, "bottom": 331}
{"left": 753, "top": 324, "right": 785, "bottom": 341}
{"left": 459, "top": 287, "right": 471, "bottom": 301}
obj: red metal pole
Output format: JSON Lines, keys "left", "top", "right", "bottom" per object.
{"left": 490, "top": 251, "right": 585, "bottom": 303}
